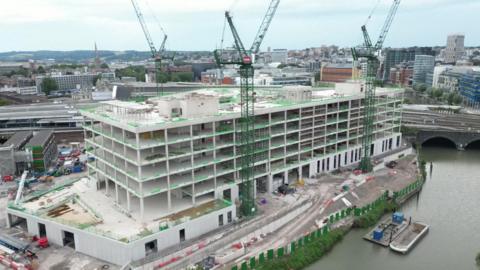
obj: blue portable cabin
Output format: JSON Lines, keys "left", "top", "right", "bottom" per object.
{"left": 373, "top": 228, "right": 384, "bottom": 241}
{"left": 392, "top": 212, "right": 404, "bottom": 224}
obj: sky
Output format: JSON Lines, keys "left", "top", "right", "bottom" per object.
{"left": 0, "top": 0, "right": 479, "bottom": 52}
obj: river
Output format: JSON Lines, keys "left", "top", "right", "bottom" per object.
{"left": 308, "top": 144, "right": 480, "bottom": 270}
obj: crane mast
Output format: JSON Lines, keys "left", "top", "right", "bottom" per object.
{"left": 213, "top": 1, "right": 280, "bottom": 217}
{"left": 353, "top": 0, "right": 401, "bottom": 172}
{"left": 217, "top": 11, "right": 256, "bottom": 217}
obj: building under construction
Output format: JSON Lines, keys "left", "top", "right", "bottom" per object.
{"left": 6, "top": 83, "right": 404, "bottom": 265}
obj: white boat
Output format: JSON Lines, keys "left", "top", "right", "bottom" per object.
{"left": 389, "top": 221, "right": 429, "bottom": 254}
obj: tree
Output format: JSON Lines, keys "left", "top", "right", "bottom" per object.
{"left": 41, "top": 77, "right": 59, "bottom": 95}
{"left": 100, "top": 63, "right": 109, "bottom": 69}
{"left": 37, "top": 66, "right": 46, "bottom": 74}
{"left": 115, "top": 66, "right": 146, "bottom": 82}
{"left": 93, "top": 74, "right": 102, "bottom": 86}
{"left": 414, "top": 84, "right": 427, "bottom": 93}
{"left": 452, "top": 94, "right": 463, "bottom": 105}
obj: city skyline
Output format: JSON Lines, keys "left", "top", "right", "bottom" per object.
{"left": 1, "top": 0, "right": 479, "bottom": 52}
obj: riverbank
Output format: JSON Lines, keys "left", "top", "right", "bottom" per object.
{"left": 229, "top": 152, "right": 422, "bottom": 270}
{"left": 308, "top": 146, "right": 480, "bottom": 270}
{"left": 254, "top": 199, "right": 402, "bottom": 270}
{"left": 256, "top": 228, "right": 349, "bottom": 270}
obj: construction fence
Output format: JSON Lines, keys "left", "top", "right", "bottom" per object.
{"left": 230, "top": 191, "right": 390, "bottom": 270}
{"left": 230, "top": 176, "right": 426, "bottom": 270}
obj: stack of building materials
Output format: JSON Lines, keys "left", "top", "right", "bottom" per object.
{"left": 26, "top": 130, "right": 57, "bottom": 173}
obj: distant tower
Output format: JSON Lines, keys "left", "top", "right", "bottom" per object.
{"left": 94, "top": 42, "right": 101, "bottom": 71}
{"left": 444, "top": 34, "right": 465, "bottom": 64}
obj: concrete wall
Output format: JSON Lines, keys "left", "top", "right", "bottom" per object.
{"left": 0, "top": 146, "right": 15, "bottom": 176}
{"left": 7, "top": 204, "right": 235, "bottom": 266}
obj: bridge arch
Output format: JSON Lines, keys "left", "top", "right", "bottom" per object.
{"left": 464, "top": 138, "right": 480, "bottom": 150}
{"left": 421, "top": 136, "right": 458, "bottom": 148}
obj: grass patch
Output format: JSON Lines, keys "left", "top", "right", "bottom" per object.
{"left": 256, "top": 228, "right": 348, "bottom": 270}
{"left": 0, "top": 98, "right": 10, "bottom": 106}
{"left": 353, "top": 201, "right": 399, "bottom": 229}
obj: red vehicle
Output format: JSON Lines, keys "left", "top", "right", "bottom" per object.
{"left": 2, "top": 175, "right": 13, "bottom": 182}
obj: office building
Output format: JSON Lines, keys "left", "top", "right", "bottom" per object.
{"left": 35, "top": 73, "right": 115, "bottom": 93}
{"left": 270, "top": 49, "right": 288, "bottom": 64}
{"left": 320, "top": 63, "right": 358, "bottom": 82}
{"left": 459, "top": 71, "right": 480, "bottom": 104}
{"left": 382, "top": 47, "right": 435, "bottom": 81}
{"left": 413, "top": 55, "right": 435, "bottom": 86}
{"left": 444, "top": 34, "right": 465, "bottom": 64}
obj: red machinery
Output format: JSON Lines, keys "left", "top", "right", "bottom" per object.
{"left": 37, "top": 237, "right": 49, "bottom": 248}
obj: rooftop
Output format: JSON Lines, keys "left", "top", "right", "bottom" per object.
{"left": 2, "top": 131, "right": 32, "bottom": 150}
{"left": 81, "top": 84, "right": 403, "bottom": 132}
{"left": 10, "top": 178, "right": 232, "bottom": 243}
{"left": 26, "top": 130, "right": 54, "bottom": 148}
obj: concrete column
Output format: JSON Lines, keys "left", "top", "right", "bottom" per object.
{"left": 115, "top": 183, "right": 119, "bottom": 204}
{"left": 140, "top": 198, "right": 144, "bottom": 221}
{"left": 284, "top": 171, "right": 288, "bottom": 185}
{"left": 298, "top": 166, "right": 302, "bottom": 180}
{"left": 105, "top": 179, "right": 109, "bottom": 196}
{"left": 165, "top": 129, "right": 172, "bottom": 211}
{"left": 267, "top": 174, "right": 273, "bottom": 194}
{"left": 126, "top": 191, "right": 131, "bottom": 212}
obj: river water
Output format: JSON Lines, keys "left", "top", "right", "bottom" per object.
{"left": 308, "top": 145, "right": 480, "bottom": 270}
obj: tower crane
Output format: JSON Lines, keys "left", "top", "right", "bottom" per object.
{"left": 131, "top": 0, "right": 169, "bottom": 96}
{"left": 352, "top": 0, "right": 401, "bottom": 172}
{"left": 216, "top": 0, "right": 280, "bottom": 84}
{"left": 250, "top": 0, "right": 280, "bottom": 59}
{"left": 213, "top": 0, "right": 280, "bottom": 217}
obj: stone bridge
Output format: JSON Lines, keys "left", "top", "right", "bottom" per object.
{"left": 416, "top": 130, "right": 480, "bottom": 150}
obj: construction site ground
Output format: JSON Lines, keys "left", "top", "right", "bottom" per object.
{"left": 0, "top": 152, "right": 418, "bottom": 270}
{"left": 149, "top": 151, "right": 418, "bottom": 270}
{"left": 0, "top": 171, "right": 119, "bottom": 270}
{"left": 228, "top": 154, "right": 418, "bottom": 267}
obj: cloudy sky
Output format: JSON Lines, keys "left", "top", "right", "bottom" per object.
{"left": 0, "top": 0, "right": 478, "bottom": 52}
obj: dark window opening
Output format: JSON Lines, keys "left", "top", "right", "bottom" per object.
{"left": 62, "top": 230, "right": 75, "bottom": 249}
{"left": 179, "top": 229, "right": 185, "bottom": 242}
{"left": 38, "top": 223, "right": 46, "bottom": 238}
{"left": 223, "top": 189, "right": 231, "bottom": 201}
{"left": 218, "top": 214, "right": 224, "bottom": 226}
{"left": 145, "top": 240, "right": 158, "bottom": 256}
{"left": 227, "top": 211, "right": 232, "bottom": 223}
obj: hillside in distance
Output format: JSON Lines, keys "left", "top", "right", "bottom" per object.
{"left": 0, "top": 50, "right": 212, "bottom": 63}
